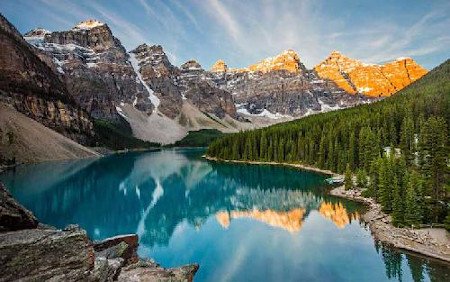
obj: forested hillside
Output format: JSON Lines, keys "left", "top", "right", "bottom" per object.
{"left": 207, "top": 60, "right": 450, "bottom": 227}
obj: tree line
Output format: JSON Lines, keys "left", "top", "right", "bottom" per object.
{"left": 208, "top": 60, "right": 450, "bottom": 227}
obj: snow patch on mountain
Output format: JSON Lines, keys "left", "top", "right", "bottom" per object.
{"left": 237, "top": 107, "right": 291, "bottom": 120}
{"left": 129, "top": 52, "right": 160, "bottom": 108}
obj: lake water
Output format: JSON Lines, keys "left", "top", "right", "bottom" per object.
{"left": 1, "top": 148, "right": 448, "bottom": 281}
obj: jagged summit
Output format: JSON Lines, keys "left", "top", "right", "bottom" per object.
{"left": 72, "top": 19, "right": 105, "bottom": 30}
{"left": 212, "top": 49, "right": 303, "bottom": 74}
{"left": 181, "top": 60, "right": 202, "bottom": 71}
{"left": 211, "top": 60, "right": 228, "bottom": 72}
{"left": 23, "top": 28, "right": 50, "bottom": 38}
{"left": 247, "top": 49, "right": 302, "bottom": 73}
{"left": 315, "top": 52, "right": 427, "bottom": 97}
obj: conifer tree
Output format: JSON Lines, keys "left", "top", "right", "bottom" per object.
{"left": 379, "top": 157, "right": 392, "bottom": 212}
{"left": 404, "top": 171, "right": 423, "bottom": 227}
{"left": 344, "top": 164, "right": 353, "bottom": 190}
{"left": 392, "top": 175, "right": 404, "bottom": 226}
{"left": 356, "top": 169, "right": 368, "bottom": 189}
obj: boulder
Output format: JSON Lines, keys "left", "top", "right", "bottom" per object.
{"left": 0, "top": 182, "right": 38, "bottom": 231}
{"left": 94, "top": 234, "right": 139, "bottom": 265}
{"left": 118, "top": 260, "right": 199, "bottom": 282}
{"left": 0, "top": 225, "right": 95, "bottom": 281}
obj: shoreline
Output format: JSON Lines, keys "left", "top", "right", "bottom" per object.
{"left": 205, "top": 156, "right": 450, "bottom": 263}
{"left": 203, "top": 155, "right": 340, "bottom": 177}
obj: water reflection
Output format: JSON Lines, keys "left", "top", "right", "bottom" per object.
{"left": 0, "top": 148, "right": 448, "bottom": 281}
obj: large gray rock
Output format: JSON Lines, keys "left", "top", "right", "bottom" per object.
{"left": 118, "top": 260, "right": 199, "bottom": 282}
{"left": 0, "top": 182, "right": 38, "bottom": 231}
{"left": 0, "top": 225, "right": 95, "bottom": 281}
{"left": 94, "top": 234, "right": 139, "bottom": 266}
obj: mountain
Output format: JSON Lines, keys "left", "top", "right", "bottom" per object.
{"left": 0, "top": 14, "right": 94, "bottom": 144}
{"left": 24, "top": 19, "right": 152, "bottom": 121}
{"left": 314, "top": 51, "right": 427, "bottom": 97}
{"left": 19, "top": 17, "right": 428, "bottom": 145}
{"left": 208, "top": 50, "right": 368, "bottom": 117}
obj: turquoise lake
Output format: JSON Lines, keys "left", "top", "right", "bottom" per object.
{"left": 1, "top": 148, "right": 448, "bottom": 281}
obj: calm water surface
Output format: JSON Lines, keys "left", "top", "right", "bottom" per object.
{"left": 1, "top": 148, "right": 448, "bottom": 281}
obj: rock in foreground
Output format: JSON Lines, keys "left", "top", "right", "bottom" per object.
{"left": 0, "top": 183, "right": 198, "bottom": 281}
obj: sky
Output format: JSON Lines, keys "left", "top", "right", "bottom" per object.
{"left": 1, "top": 0, "right": 449, "bottom": 70}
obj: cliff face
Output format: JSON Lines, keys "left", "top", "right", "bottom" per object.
{"left": 314, "top": 51, "right": 427, "bottom": 97}
{"left": 25, "top": 20, "right": 152, "bottom": 121}
{"left": 130, "top": 44, "right": 236, "bottom": 119}
{"left": 208, "top": 50, "right": 368, "bottom": 117}
{"left": 0, "top": 14, "right": 94, "bottom": 144}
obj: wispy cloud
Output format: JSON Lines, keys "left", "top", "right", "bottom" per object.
{"left": 3, "top": 0, "right": 449, "bottom": 69}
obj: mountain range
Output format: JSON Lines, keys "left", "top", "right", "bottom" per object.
{"left": 0, "top": 16, "right": 428, "bottom": 153}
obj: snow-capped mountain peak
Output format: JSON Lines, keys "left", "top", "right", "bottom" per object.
{"left": 72, "top": 19, "right": 105, "bottom": 30}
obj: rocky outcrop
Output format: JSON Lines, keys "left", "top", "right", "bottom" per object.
{"left": 315, "top": 51, "right": 427, "bottom": 97}
{"left": 211, "top": 60, "right": 228, "bottom": 73}
{"left": 246, "top": 49, "right": 305, "bottom": 74}
{"left": 0, "top": 13, "right": 94, "bottom": 144}
{"left": 0, "top": 183, "right": 199, "bottom": 281}
{"left": 0, "top": 183, "right": 38, "bottom": 231}
{"left": 25, "top": 20, "right": 152, "bottom": 121}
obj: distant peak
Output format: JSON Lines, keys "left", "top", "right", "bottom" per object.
{"left": 211, "top": 60, "right": 228, "bottom": 72}
{"left": 247, "top": 49, "right": 302, "bottom": 73}
{"left": 330, "top": 50, "right": 341, "bottom": 55}
{"left": 73, "top": 19, "right": 105, "bottom": 30}
{"left": 24, "top": 28, "right": 50, "bottom": 38}
{"left": 181, "top": 60, "right": 202, "bottom": 70}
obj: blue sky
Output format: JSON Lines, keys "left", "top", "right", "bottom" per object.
{"left": 1, "top": 0, "right": 449, "bottom": 69}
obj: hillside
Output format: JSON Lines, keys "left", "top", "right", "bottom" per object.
{"left": 0, "top": 103, "right": 99, "bottom": 165}
{"left": 208, "top": 59, "right": 449, "bottom": 225}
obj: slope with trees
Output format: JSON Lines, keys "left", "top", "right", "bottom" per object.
{"left": 207, "top": 60, "right": 450, "bottom": 227}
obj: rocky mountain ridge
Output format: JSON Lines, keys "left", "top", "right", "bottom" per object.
{"left": 15, "top": 16, "right": 428, "bottom": 145}
{"left": 314, "top": 51, "right": 427, "bottom": 97}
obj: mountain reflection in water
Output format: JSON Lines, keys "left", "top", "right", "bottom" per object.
{"left": 1, "top": 148, "right": 448, "bottom": 282}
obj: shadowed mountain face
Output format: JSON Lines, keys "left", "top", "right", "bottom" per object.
{"left": 1, "top": 149, "right": 447, "bottom": 281}
{"left": 0, "top": 14, "right": 94, "bottom": 144}
{"left": 24, "top": 20, "right": 152, "bottom": 122}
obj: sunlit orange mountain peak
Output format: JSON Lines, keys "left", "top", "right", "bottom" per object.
{"left": 314, "top": 51, "right": 427, "bottom": 97}
{"left": 211, "top": 49, "right": 303, "bottom": 74}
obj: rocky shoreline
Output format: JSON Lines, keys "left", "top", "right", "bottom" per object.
{"left": 330, "top": 186, "right": 450, "bottom": 263}
{"left": 0, "top": 183, "right": 198, "bottom": 281}
{"left": 205, "top": 156, "right": 450, "bottom": 263}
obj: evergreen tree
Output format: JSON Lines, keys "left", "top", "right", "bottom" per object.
{"left": 344, "top": 164, "right": 353, "bottom": 190}
{"left": 356, "top": 169, "right": 368, "bottom": 189}
{"left": 379, "top": 157, "right": 392, "bottom": 212}
{"left": 404, "top": 171, "right": 423, "bottom": 227}
{"left": 392, "top": 175, "right": 404, "bottom": 226}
